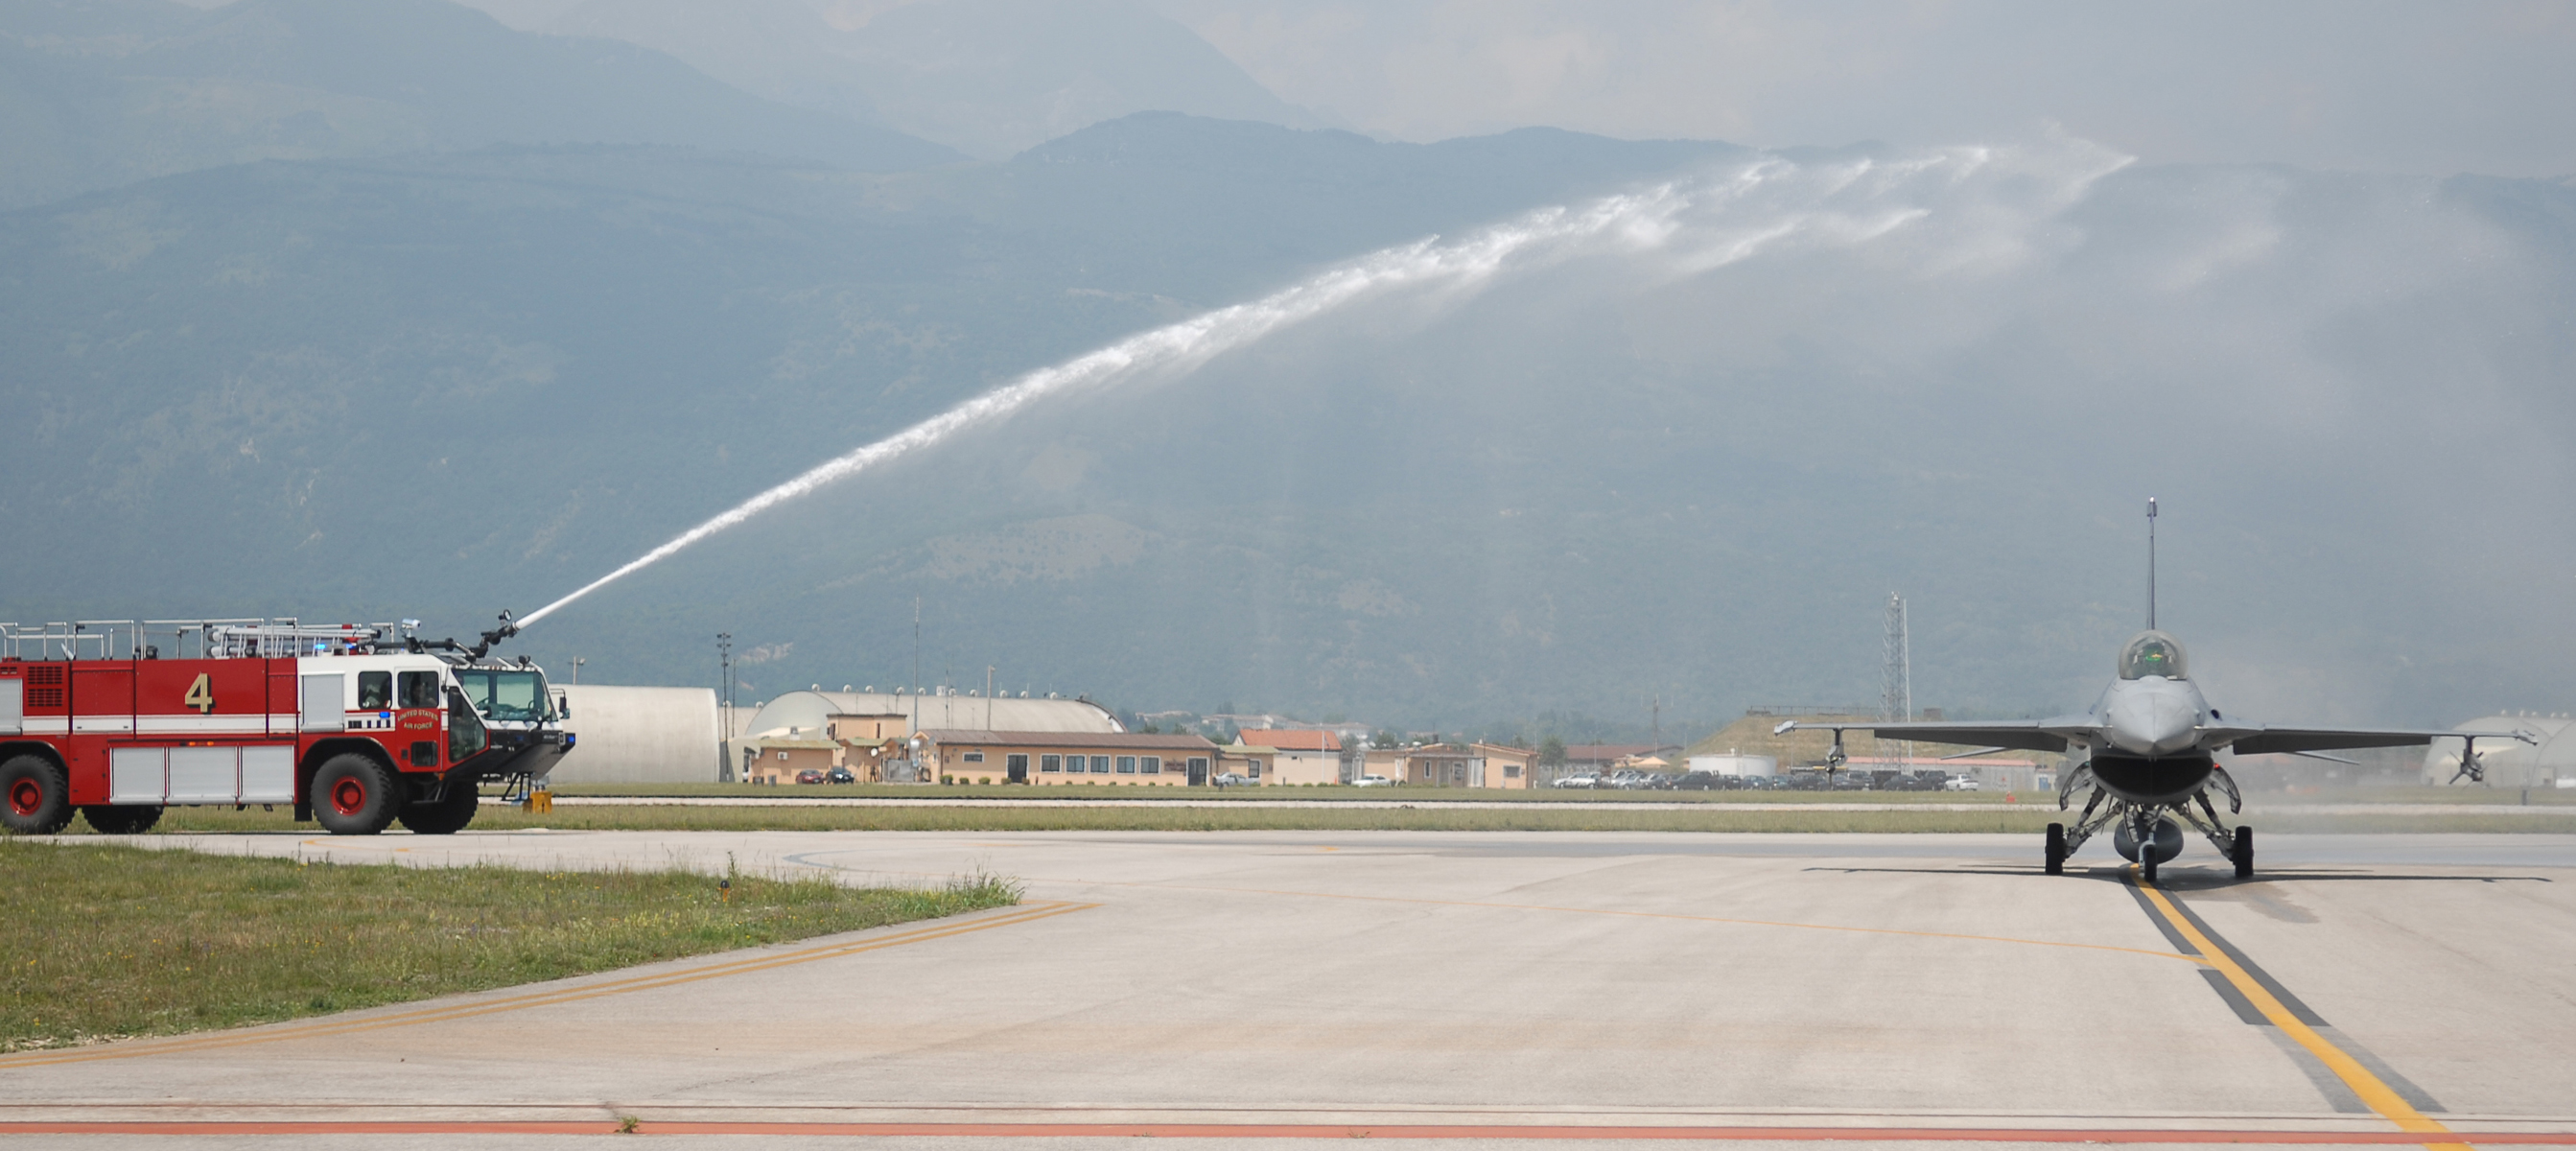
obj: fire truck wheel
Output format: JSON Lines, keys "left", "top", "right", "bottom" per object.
{"left": 2, "top": 755, "right": 75, "bottom": 835}
{"left": 81, "top": 805, "right": 163, "bottom": 835}
{"left": 311, "top": 754, "right": 399, "bottom": 834}
{"left": 396, "top": 781, "right": 480, "bottom": 835}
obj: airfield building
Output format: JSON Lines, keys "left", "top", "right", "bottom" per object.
{"left": 729, "top": 689, "right": 1124, "bottom": 783}
{"left": 1397, "top": 742, "right": 1535, "bottom": 788}
{"left": 913, "top": 729, "right": 1220, "bottom": 787}
{"left": 1234, "top": 728, "right": 1346, "bottom": 785}
{"left": 550, "top": 685, "right": 724, "bottom": 785}
{"left": 1217, "top": 741, "right": 1276, "bottom": 783}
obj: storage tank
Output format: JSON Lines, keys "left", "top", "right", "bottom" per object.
{"left": 552, "top": 685, "right": 723, "bottom": 784}
{"left": 1688, "top": 752, "right": 1779, "bottom": 777}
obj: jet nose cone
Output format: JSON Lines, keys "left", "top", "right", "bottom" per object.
{"left": 2108, "top": 689, "right": 2199, "bottom": 757}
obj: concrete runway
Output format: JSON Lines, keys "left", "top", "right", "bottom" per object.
{"left": 5, "top": 831, "right": 2574, "bottom": 1149}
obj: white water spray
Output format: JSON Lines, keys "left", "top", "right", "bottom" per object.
{"left": 514, "top": 141, "right": 2127, "bottom": 630}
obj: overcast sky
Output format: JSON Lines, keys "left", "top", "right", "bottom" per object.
{"left": 1151, "top": 0, "right": 2576, "bottom": 176}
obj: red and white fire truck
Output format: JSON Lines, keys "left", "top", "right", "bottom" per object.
{"left": 0, "top": 617, "right": 569, "bottom": 836}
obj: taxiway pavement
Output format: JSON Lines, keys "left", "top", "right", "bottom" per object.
{"left": 5, "top": 831, "right": 2573, "bottom": 1149}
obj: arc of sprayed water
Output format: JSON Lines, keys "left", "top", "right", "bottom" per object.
{"left": 514, "top": 178, "right": 1726, "bottom": 630}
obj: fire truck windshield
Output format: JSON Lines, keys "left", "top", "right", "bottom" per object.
{"left": 456, "top": 669, "right": 553, "bottom": 722}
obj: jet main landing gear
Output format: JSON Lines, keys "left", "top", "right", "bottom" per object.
{"left": 2039, "top": 791, "right": 2252, "bottom": 881}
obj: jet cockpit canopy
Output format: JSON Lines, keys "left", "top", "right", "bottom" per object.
{"left": 2119, "top": 630, "right": 2189, "bottom": 680}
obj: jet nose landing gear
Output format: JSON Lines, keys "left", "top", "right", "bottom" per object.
{"left": 2114, "top": 814, "right": 2184, "bottom": 881}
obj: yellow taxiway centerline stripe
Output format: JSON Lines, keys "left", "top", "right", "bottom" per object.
{"left": 0, "top": 902, "right": 1092, "bottom": 1070}
{"left": 2125, "top": 870, "right": 2468, "bottom": 1151}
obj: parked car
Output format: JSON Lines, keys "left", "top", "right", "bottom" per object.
{"left": 1351, "top": 774, "right": 1393, "bottom": 787}
{"left": 1212, "top": 772, "right": 1254, "bottom": 787}
{"left": 1943, "top": 775, "right": 1981, "bottom": 791}
{"left": 794, "top": 768, "right": 828, "bottom": 785}
{"left": 1675, "top": 771, "right": 1720, "bottom": 790}
{"left": 1552, "top": 774, "right": 1600, "bottom": 789}
{"left": 826, "top": 767, "right": 856, "bottom": 785}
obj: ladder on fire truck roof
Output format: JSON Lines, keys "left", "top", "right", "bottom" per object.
{"left": 0, "top": 619, "right": 414, "bottom": 661}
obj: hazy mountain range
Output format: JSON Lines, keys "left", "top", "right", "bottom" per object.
{"left": 541, "top": 0, "right": 1336, "bottom": 159}
{"left": 4, "top": 0, "right": 2571, "bottom": 739}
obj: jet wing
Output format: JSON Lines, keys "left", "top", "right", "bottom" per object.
{"left": 2223, "top": 726, "right": 2532, "bottom": 756}
{"left": 1774, "top": 718, "right": 2096, "bottom": 755}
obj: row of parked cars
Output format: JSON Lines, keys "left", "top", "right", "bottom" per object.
{"left": 1551, "top": 769, "right": 1979, "bottom": 791}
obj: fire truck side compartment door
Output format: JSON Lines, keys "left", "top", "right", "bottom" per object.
{"left": 300, "top": 673, "right": 346, "bottom": 732}
{"left": 111, "top": 747, "right": 167, "bottom": 803}
{"left": 0, "top": 679, "right": 19, "bottom": 734}
{"left": 167, "top": 746, "right": 238, "bottom": 803}
{"left": 241, "top": 745, "right": 293, "bottom": 803}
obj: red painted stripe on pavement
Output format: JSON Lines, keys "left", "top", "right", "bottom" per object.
{"left": 5, "top": 1120, "right": 2575, "bottom": 1141}
{"left": 0, "top": 1121, "right": 617, "bottom": 1135}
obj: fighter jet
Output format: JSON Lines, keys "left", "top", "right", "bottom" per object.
{"left": 1777, "top": 499, "right": 2531, "bottom": 881}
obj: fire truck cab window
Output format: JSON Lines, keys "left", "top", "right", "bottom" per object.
{"left": 358, "top": 671, "right": 391, "bottom": 711}
{"left": 455, "top": 669, "right": 551, "bottom": 722}
{"left": 397, "top": 671, "right": 440, "bottom": 709}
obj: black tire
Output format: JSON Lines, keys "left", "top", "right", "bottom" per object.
{"left": 2232, "top": 826, "right": 2254, "bottom": 880}
{"left": 2044, "top": 822, "right": 2067, "bottom": 875}
{"left": 310, "top": 754, "right": 400, "bottom": 834}
{"left": 2140, "top": 845, "right": 2158, "bottom": 883}
{"left": 397, "top": 779, "right": 480, "bottom": 835}
{"left": 2, "top": 754, "right": 74, "bottom": 835}
{"left": 81, "top": 805, "right": 163, "bottom": 835}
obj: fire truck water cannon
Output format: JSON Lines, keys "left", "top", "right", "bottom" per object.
{"left": 1, "top": 613, "right": 571, "bottom": 837}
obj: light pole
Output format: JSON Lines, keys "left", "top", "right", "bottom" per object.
{"left": 716, "top": 632, "right": 734, "bottom": 715}
{"left": 715, "top": 632, "right": 734, "bottom": 784}
{"left": 571, "top": 657, "right": 585, "bottom": 685}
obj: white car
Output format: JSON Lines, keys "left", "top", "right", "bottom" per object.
{"left": 1942, "top": 775, "right": 1981, "bottom": 791}
{"left": 1552, "top": 774, "right": 1600, "bottom": 788}
{"left": 1349, "top": 774, "right": 1393, "bottom": 787}
{"left": 1212, "top": 772, "right": 1255, "bottom": 787}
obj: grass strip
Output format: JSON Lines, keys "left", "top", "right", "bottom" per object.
{"left": 0, "top": 838, "right": 1019, "bottom": 1053}
{"left": 545, "top": 783, "right": 2574, "bottom": 806}
{"left": 546, "top": 782, "right": 2049, "bottom": 804}
{"left": 95, "top": 804, "right": 2576, "bottom": 835}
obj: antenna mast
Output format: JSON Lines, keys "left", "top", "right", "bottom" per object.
{"left": 2146, "top": 497, "right": 2159, "bottom": 631}
{"left": 1883, "top": 593, "right": 1911, "bottom": 773}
